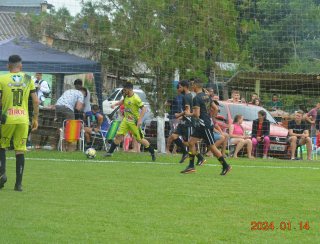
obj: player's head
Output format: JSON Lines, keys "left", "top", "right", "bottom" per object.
{"left": 123, "top": 81, "right": 134, "bottom": 96}
{"left": 8, "top": 55, "right": 22, "bottom": 71}
{"left": 178, "top": 80, "right": 189, "bottom": 94}
{"left": 74, "top": 79, "right": 83, "bottom": 89}
{"left": 192, "top": 78, "right": 203, "bottom": 92}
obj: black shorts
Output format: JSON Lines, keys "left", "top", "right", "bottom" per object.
{"left": 191, "top": 126, "right": 216, "bottom": 146}
{"left": 173, "top": 123, "right": 193, "bottom": 142}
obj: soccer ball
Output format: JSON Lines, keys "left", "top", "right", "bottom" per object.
{"left": 85, "top": 148, "right": 96, "bottom": 159}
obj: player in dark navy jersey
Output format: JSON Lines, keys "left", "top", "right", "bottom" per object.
{"left": 167, "top": 80, "right": 206, "bottom": 164}
{"left": 182, "top": 78, "right": 232, "bottom": 175}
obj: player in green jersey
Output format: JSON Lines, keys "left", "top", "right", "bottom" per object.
{"left": 105, "top": 82, "right": 156, "bottom": 161}
{"left": 0, "top": 55, "right": 39, "bottom": 191}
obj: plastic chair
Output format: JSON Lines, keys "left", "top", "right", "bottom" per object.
{"left": 58, "top": 119, "right": 85, "bottom": 151}
{"left": 91, "top": 120, "right": 121, "bottom": 151}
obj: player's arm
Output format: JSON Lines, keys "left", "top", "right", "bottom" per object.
{"left": 31, "top": 91, "right": 39, "bottom": 131}
{"left": 111, "top": 99, "right": 124, "bottom": 109}
{"left": 191, "top": 106, "right": 200, "bottom": 118}
{"left": 137, "top": 105, "right": 146, "bottom": 127}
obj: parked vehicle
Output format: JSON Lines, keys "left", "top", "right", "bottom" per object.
{"left": 102, "top": 88, "right": 153, "bottom": 121}
{"left": 216, "top": 101, "right": 289, "bottom": 158}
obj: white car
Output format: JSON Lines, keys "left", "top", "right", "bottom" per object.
{"left": 102, "top": 88, "right": 153, "bottom": 121}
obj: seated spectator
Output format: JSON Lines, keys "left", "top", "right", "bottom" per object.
{"left": 252, "top": 98, "right": 262, "bottom": 106}
{"left": 228, "top": 90, "right": 241, "bottom": 103}
{"left": 266, "top": 94, "right": 283, "bottom": 111}
{"left": 229, "top": 114, "right": 254, "bottom": 159}
{"left": 288, "top": 110, "right": 312, "bottom": 160}
{"left": 84, "top": 104, "right": 110, "bottom": 148}
{"left": 251, "top": 110, "right": 270, "bottom": 159}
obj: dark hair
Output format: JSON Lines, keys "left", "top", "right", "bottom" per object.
{"left": 253, "top": 98, "right": 261, "bottom": 106}
{"left": 79, "top": 87, "right": 87, "bottom": 97}
{"left": 193, "top": 78, "right": 203, "bottom": 88}
{"left": 123, "top": 82, "right": 133, "bottom": 89}
{"left": 74, "top": 79, "right": 83, "bottom": 86}
{"left": 179, "top": 80, "right": 189, "bottom": 88}
{"left": 8, "top": 55, "right": 22, "bottom": 64}
{"left": 92, "top": 104, "right": 99, "bottom": 111}
{"left": 233, "top": 114, "right": 243, "bottom": 124}
{"left": 258, "top": 110, "right": 266, "bottom": 117}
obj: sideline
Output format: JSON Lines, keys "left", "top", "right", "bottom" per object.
{"left": 7, "top": 157, "right": 320, "bottom": 171}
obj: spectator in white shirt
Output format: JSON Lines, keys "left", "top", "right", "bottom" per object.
{"left": 34, "top": 73, "right": 50, "bottom": 106}
{"left": 74, "top": 79, "right": 91, "bottom": 116}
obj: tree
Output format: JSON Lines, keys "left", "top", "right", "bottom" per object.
{"left": 239, "top": 0, "right": 320, "bottom": 71}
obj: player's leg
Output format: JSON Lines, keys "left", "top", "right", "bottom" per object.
{"left": 131, "top": 124, "right": 156, "bottom": 161}
{"left": 204, "top": 127, "right": 231, "bottom": 176}
{"left": 12, "top": 124, "right": 29, "bottom": 191}
{"left": 0, "top": 124, "right": 16, "bottom": 189}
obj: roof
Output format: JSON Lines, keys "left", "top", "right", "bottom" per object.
{"left": 0, "top": 37, "right": 100, "bottom": 74}
{"left": 0, "top": 12, "right": 28, "bottom": 41}
{"left": 0, "top": 0, "right": 43, "bottom": 7}
{"left": 227, "top": 71, "right": 320, "bottom": 95}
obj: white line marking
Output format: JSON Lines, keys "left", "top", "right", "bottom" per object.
{"left": 7, "top": 157, "right": 320, "bottom": 170}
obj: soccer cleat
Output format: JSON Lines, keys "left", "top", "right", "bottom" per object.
{"left": 179, "top": 153, "right": 189, "bottom": 164}
{"left": 220, "top": 165, "right": 232, "bottom": 176}
{"left": 196, "top": 158, "right": 207, "bottom": 166}
{"left": 180, "top": 167, "right": 196, "bottom": 174}
{"left": 151, "top": 153, "right": 156, "bottom": 162}
{"left": 0, "top": 174, "right": 7, "bottom": 189}
{"left": 14, "top": 184, "right": 23, "bottom": 192}
{"left": 104, "top": 152, "right": 113, "bottom": 157}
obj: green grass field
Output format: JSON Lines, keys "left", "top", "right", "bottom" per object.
{"left": 0, "top": 150, "right": 319, "bottom": 243}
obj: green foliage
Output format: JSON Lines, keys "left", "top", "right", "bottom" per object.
{"left": 238, "top": 0, "right": 320, "bottom": 71}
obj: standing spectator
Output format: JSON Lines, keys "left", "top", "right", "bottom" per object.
{"left": 288, "top": 110, "right": 312, "bottom": 160}
{"left": 74, "top": 79, "right": 91, "bottom": 119}
{"left": 55, "top": 87, "right": 87, "bottom": 151}
{"left": 34, "top": 72, "right": 51, "bottom": 106}
{"left": 229, "top": 114, "right": 254, "bottom": 159}
{"left": 0, "top": 55, "right": 39, "bottom": 192}
{"left": 251, "top": 110, "right": 270, "bottom": 159}
{"left": 166, "top": 84, "right": 183, "bottom": 138}
{"left": 248, "top": 92, "right": 259, "bottom": 104}
{"left": 304, "top": 102, "right": 320, "bottom": 137}
{"left": 228, "top": 90, "right": 241, "bottom": 103}
{"left": 267, "top": 94, "right": 283, "bottom": 111}
{"left": 206, "top": 87, "right": 216, "bottom": 100}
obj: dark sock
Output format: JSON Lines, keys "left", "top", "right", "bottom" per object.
{"left": 16, "top": 154, "right": 25, "bottom": 186}
{"left": 108, "top": 141, "right": 118, "bottom": 153}
{"left": 0, "top": 148, "right": 6, "bottom": 175}
{"left": 196, "top": 153, "right": 204, "bottom": 161}
{"left": 188, "top": 152, "right": 195, "bottom": 168}
{"left": 146, "top": 145, "right": 155, "bottom": 155}
{"left": 174, "top": 138, "right": 187, "bottom": 154}
{"left": 218, "top": 156, "right": 228, "bottom": 168}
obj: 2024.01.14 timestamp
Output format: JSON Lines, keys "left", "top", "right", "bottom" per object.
{"left": 251, "top": 221, "right": 310, "bottom": 231}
